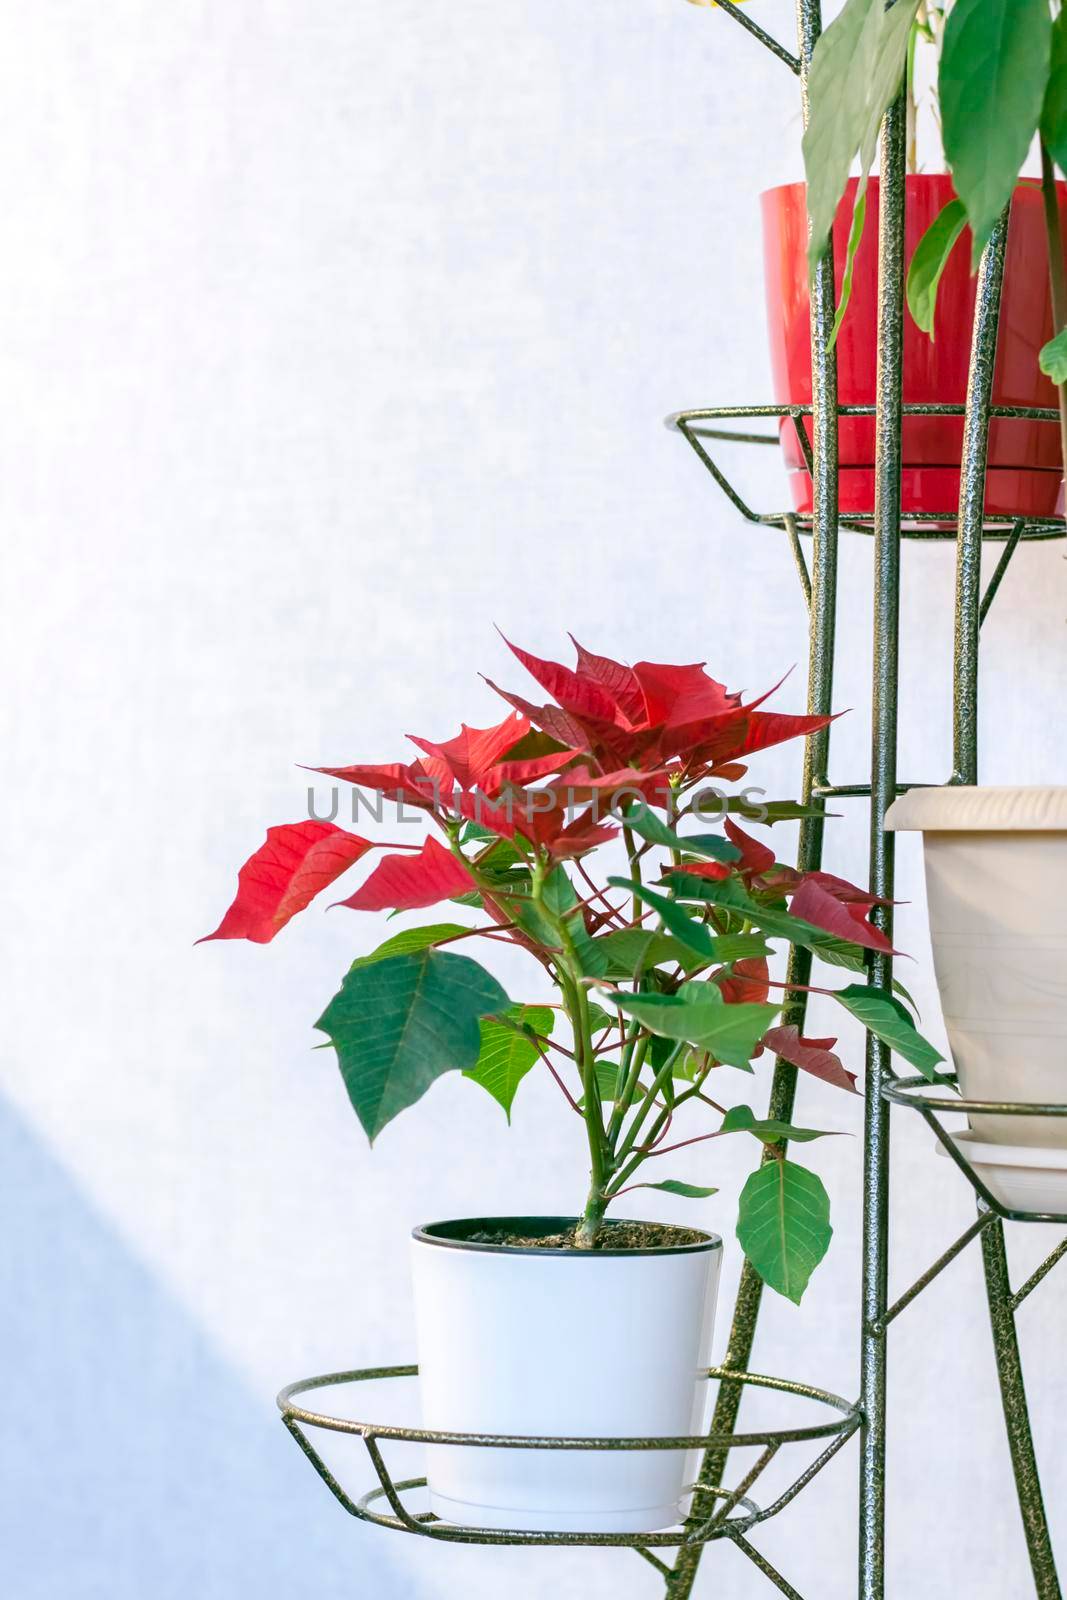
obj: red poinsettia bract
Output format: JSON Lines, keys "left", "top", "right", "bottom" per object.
{"left": 200, "top": 821, "right": 372, "bottom": 944}
{"left": 484, "top": 636, "right": 836, "bottom": 779}
{"left": 201, "top": 636, "right": 837, "bottom": 939}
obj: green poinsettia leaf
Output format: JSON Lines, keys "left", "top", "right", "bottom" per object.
{"left": 581, "top": 1060, "right": 652, "bottom": 1106}
{"left": 464, "top": 1004, "right": 554, "bottom": 1122}
{"left": 584, "top": 1001, "right": 617, "bottom": 1036}
{"left": 542, "top": 864, "right": 578, "bottom": 917}
{"left": 737, "top": 1159, "right": 832, "bottom": 1304}
{"left": 510, "top": 866, "right": 610, "bottom": 977}
{"left": 608, "top": 879, "right": 723, "bottom": 961}
{"left": 461, "top": 828, "right": 526, "bottom": 874}
{"left": 721, "top": 1103, "right": 841, "bottom": 1145}
{"left": 316, "top": 950, "right": 511, "bottom": 1140}
{"left": 721, "top": 798, "right": 829, "bottom": 825}
{"left": 610, "top": 981, "right": 779, "bottom": 1070}
{"left": 622, "top": 805, "right": 742, "bottom": 863}
{"left": 833, "top": 983, "right": 944, "bottom": 1079}
{"left": 349, "top": 923, "right": 469, "bottom": 970}
{"left": 668, "top": 873, "right": 866, "bottom": 967}
{"left": 598, "top": 927, "right": 701, "bottom": 978}
{"left": 571, "top": 930, "right": 612, "bottom": 981}
{"left": 636, "top": 1179, "right": 719, "bottom": 1200}
{"left": 712, "top": 933, "right": 776, "bottom": 963}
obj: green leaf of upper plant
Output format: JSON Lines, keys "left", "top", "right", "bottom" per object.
{"left": 940, "top": 0, "right": 1051, "bottom": 267}
{"left": 463, "top": 1003, "right": 554, "bottom": 1121}
{"left": 721, "top": 1103, "right": 841, "bottom": 1145}
{"left": 316, "top": 950, "right": 511, "bottom": 1140}
{"left": 802, "top": 0, "right": 879, "bottom": 269}
{"left": 827, "top": 0, "right": 923, "bottom": 327}
{"left": 635, "top": 1179, "right": 719, "bottom": 1200}
{"left": 610, "top": 982, "right": 780, "bottom": 1070}
{"left": 1040, "top": 327, "right": 1067, "bottom": 384}
{"left": 1041, "top": 9, "right": 1067, "bottom": 174}
{"left": 350, "top": 923, "right": 469, "bottom": 969}
{"left": 832, "top": 983, "right": 944, "bottom": 1079}
{"left": 829, "top": 185, "right": 867, "bottom": 346}
{"left": 802, "top": 0, "right": 920, "bottom": 274}
{"left": 906, "top": 199, "right": 968, "bottom": 339}
{"left": 737, "top": 1159, "right": 832, "bottom": 1305}
{"left": 860, "top": 0, "right": 923, "bottom": 179}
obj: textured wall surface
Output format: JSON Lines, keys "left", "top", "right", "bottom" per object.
{"left": 3, "top": 2, "right": 1066, "bottom": 1596}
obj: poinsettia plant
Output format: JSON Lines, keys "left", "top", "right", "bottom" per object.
{"left": 202, "top": 635, "right": 942, "bottom": 1302}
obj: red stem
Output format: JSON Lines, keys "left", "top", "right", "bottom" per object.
{"left": 535, "top": 1044, "right": 583, "bottom": 1115}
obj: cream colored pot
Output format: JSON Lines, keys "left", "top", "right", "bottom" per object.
{"left": 885, "top": 786, "right": 1067, "bottom": 1147}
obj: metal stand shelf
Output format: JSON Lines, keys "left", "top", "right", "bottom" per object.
{"left": 278, "top": 1364, "right": 859, "bottom": 1592}
{"left": 883, "top": 1076, "right": 1067, "bottom": 1227}
{"left": 283, "top": 1, "right": 1066, "bottom": 1594}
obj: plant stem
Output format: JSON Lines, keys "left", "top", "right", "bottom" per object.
{"left": 606, "top": 1025, "right": 649, "bottom": 1144}
{"left": 529, "top": 855, "right": 612, "bottom": 1247}
{"left": 621, "top": 822, "right": 642, "bottom": 925}
{"left": 610, "top": 1040, "right": 686, "bottom": 1178}
{"left": 1041, "top": 142, "right": 1067, "bottom": 489}
{"left": 576, "top": 1180, "right": 608, "bottom": 1249}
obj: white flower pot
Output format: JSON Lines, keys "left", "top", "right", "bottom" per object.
{"left": 410, "top": 1216, "right": 722, "bottom": 1533}
{"left": 886, "top": 786, "right": 1067, "bottom": 1146}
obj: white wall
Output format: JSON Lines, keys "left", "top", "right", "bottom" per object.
{"left": 3, "top": 3, "right": 1066, "bottom": 1596}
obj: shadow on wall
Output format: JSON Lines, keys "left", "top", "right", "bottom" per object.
{"left": 0, "top": 1096, "right": 409, "bottom": 1600}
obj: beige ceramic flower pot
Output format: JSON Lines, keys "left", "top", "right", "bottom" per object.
{"left": 885, "top": 786, "right": 1067, "bottom": 1147}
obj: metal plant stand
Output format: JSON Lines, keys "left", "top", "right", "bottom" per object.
{"left": 278, "top": 1365, "right": 860, "bottom": 1590}
{"left": 663, "top": 7, "right": 1066, "bottom": 1598}
{"left": 279, "top": 0, "right": 1067, "bottom": 1593}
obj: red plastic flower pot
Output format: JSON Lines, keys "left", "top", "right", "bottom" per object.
{"left": 761, "top": 175, "right": 1067, "bottom": 525}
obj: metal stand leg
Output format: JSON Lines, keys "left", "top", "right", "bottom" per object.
{"left": 663, "top": 4, "right": 839, "bottom": 1594}
{"left": 858, "top": 86, "right": 906, "bottom": 1600}
{"left": 951, "top": 199, "right": 1063, "bottom": 1600}
{"left": 980, "top": 1218, "right": 1061, "bottom": 1599}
